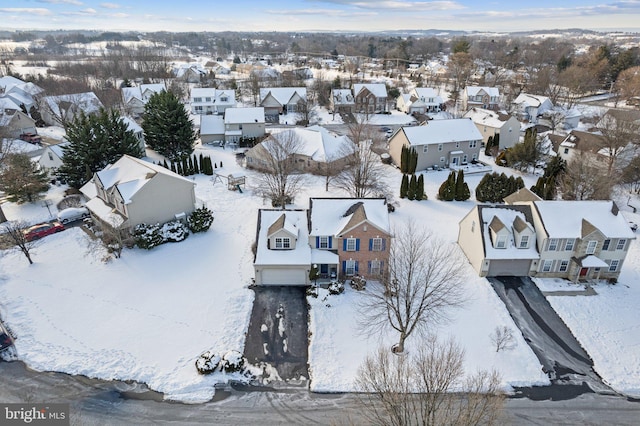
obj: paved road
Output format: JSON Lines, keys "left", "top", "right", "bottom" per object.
{"left": 489, "top": 276, "right": 614, "bottom": 396}
{"left": 244, "top": 286, "right": 309, "bottom": 382}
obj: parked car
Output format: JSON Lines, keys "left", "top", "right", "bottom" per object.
{"left": 19, "top": 132, "right": 42, "bottom": 145}
{"left": 23, "top": 222, "right": 65, "bottom": 241}
{"left": 57, "top": 207, "right": 90, "bottom": 224}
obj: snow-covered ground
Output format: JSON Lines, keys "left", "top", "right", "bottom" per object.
{"left": 1, "top": 140, "right": 638, "bottom": 402}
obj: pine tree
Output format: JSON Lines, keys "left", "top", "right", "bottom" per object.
{"left": 182, "top": 158, "right": 189, "bottom": 176}
{"left": 454, "top": 169, "right": 471, "bottom": 201}
{"left": 199, "top": 153, "right": 204, "bottom": 172}
{"left": 409, "top": 148, "right": 418, "bottom": 174}
{"left": 220, "top": 161, "right": 223, "bottom": 168}
{"left": 162, "top": 159, "right": 169, "bottom": 169}
{"left": 142, "top": 91, "right": 196, "bottom": 162}
{"left": 0, "top": 153, "right": 50, "bottom": 203}
{"left": 29, "top": 105, "right": 45, "bottom": 127}
{"left": 193, "top": 154, "right": 200, "bottom": 174}
{"left": 400, "top": 174, "right": 409, "bottom": 198}
{"left": 170, "top": 162, "right": 177, "bottom": 174}
{"left": 407, "top": 174, "right": 417, "bottom": 200}
{"left": 493, "top": 133, "right": 500, "bottom": 151}
{"left": 438, "top": 172, "right": 456, "bottom": 201}
{"left": 485, "top": 135, "right": 494, "bottom": 156}
{"left": 415, "top": 174, "right": 425, "bottom": 201}
{"left": 176, "top": 160, "right": 184, "bottom": 176}
{"left": 400, "top": 146, "right": 408, "bottom": 174}
{"left": 57, "top": 109, "right": 143, "bottom": 188}
{"left": 188, "top": 156, "right": 194, "bottom": 175}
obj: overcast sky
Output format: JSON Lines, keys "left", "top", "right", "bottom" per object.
{"left": 2, "top": 0, "right": 639, "bottom": 33}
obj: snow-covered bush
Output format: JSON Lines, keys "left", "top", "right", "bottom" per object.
{"left": 195, "top": 351, "right": 222, "bottom": 374}
{"left": 187, "top": 206, "right": 214, "bottom": 233}
{"left": 162, "top": 221, "right": 189, "bottom": 242}
{"left": 133, "top": 223, "right": 164, "bottom": 250}
{"left": 221, "top": 350, "right": 246, "bottom": 373}
{"left": 350, "top": 275, "right": 366, "bottom": 291}
{"left": 306, "top": 286, "right": 319, "bottom": 298}
{"left": 195, "top": 350, "right": 250, "bottom": 375}
{"left": 328, "top": 280, "right": 345, "bottom": 295}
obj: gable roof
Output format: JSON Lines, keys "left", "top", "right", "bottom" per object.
{"left": 42, "top": 92, "right": 104, "bottom": 116}
{"left": 401, "top": 118, "right": 482, "bottom": 146}
{"left": 559, "top": 130, "right": 606, "bottom": 153}
{"left": 332, "top": 89, "right": 354, "bottom": 105}
{"left": 513, "top": 93, "right": 552, "bottom": 108}
{"left": 309, "top": 198, "right": 390, "bottom": 237}
{"left": 353, "top": 83, "right": 387, "bottom": 98}
{"left": 504, "top": 187, "right": 542, "bottom": 204}
{"left": 267, "top": 212, "right": 299, "bottom": 239}
{"left": 478, "top": 205, "right": 539, "bottom": 260}
{"left": 264, "top": 125, "right": 353, "bottom": 162}
{"left": 259, "top": 87, "right": 307, "bottom": 105}
{"left": 224, "top": 107, "right": 265, "bottom": 124}
{"left": 466, "top": 86, "right": 500, "bottom": 97}
{"left": 463, "top": 107, "right": 516, "bottom": 128}
{"left": 255, "top": 209, "right": 310, "bottom": 266}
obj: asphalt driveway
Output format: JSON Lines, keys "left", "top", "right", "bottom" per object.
{"left": 244, "top": 286, "right": 309, "bottom": 383}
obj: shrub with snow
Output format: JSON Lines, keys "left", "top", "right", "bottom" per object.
{"left": 195, "top": 351, "right": 222, "bottom": 374}
{"left": 328, "top": 280, "right": 345, "bottom": 295}
{"left": 350, "top": 276, "right": 366, "bottom": 291}
{"left": 221, "top": 350, "right": 246, "bottom": 373}
{"left": 162, "top": 221, "right": 189, "bottom": 242}
{"left": 195, "top": 350, "right": 251, "bottom": 376}
{"left": 306, "top": 286, "right": 319, "bottom": 298}
{"left": 133, "top": 223, "right": 164, "bottom": 250}
{"left": 187, "top": 206, "right": 214, "bottom": 233}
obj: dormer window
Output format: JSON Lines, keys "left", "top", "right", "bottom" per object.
{"left": 519, "top": 235, "right": 529, "bottom": 248}
{"left": 496, "top": 235, "right": 507, "bottom": 249}
{"left": 275, "top": 237, "right": 291, "bottom": 249}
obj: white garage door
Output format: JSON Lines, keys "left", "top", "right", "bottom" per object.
{"left": 487, "top": 259, "right": 532, "bottom": 277}
{"left": 261, "top": 269, "right": 307, "bottom": 286}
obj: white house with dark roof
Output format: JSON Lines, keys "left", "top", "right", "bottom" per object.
{"left": 223, "top": 107, "right": 266, "bottom": 143}
{"left": 388, "top": 118, "right": 483, "bottom": 171}
{"left": 259, "top": 87, "right": 307, "bottom": 122}
{"left": 80, "top": 155, "right": 196, "bottom": 231}
{"left": 463, "top": 107, "right": 520, "bottom": 149}
{"left": 253, "top": 209, "right": 311, "bottom": 285}
{"left": 458, "top": 204, "right": 539, "bottom": 277}
{"left": 397, "top": 88, "right": 444, "bottom": 115}
{"left": 38, "top": 142, "right": 67, "bottom": 175}
{"left": 190, "top": 88, "right": 236, "bottom": 115}
{"left": 463, "top": 86, "right": 500, "bottom": 111}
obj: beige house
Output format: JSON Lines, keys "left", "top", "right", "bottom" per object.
{"left": 396, "top": 88, "right": 443, "bottom": 115}
{"left": 463, "top": 86, "right": 500, "bottom": 111}
{"left": 0, "top": 109, "right": 36, "bottom": 138}
{"left": 259, "top": 87, "right": 306, "bottom": 122}
{"left": 330, "top": 89, "right": 355, "bottom": 114}
{"left": 40, "top": 92, "right": 104, "bottom": 127}
{"left": 223, "top": 107, "right": 266, "bottom": 143}
{"left": 245, "top": 126, "right": 354, "bottom": 174}
{"left": 463, "top": 107, "right": 520, "bottom": 149}
{"left": 254, "top": 209, "right": 311, "bottom": 286}
{"left": 388, "top": 118, "right": 483, "bottom": 171}
{"left": 80, "top": 155, "right": 196, "bottom": 231}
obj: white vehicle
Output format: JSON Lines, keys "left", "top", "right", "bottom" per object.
{"left": 57, "top": 207, "right": 90, "bottom": 224}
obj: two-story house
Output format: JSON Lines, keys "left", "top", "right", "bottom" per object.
{"left": 190, "top": 88, "right": 236, "bottom": 115}
{"left": 121, "top": 83, "right": 166, "bottom": 117}
{"left": 463, "top": 107, "right": 520, "bottom": 150}
{"left": 253, "top": 209, "right": 311, "bottom": 286}
{"left": 556, "top": 130, "right": 609, "bottom": 169}
{"left": 388, "top": 118, "right": 483, "bottom": 171}
{"left": 223, "top": 107, "right": 266, "bottom": 143}
{"left": 458, "top": 204, "right": 539, "bottom": 277}
{"left": 396, "top": 88, "right": 444, "bottom": 115}
{"left": 259, "top": 87, "right": 307, "bottom": 122}
{"left": 463, "top": 86, "right": 500, "bottom": 111}
{"left": 330, "top": 89, "right": 355, "bottom": 114}
{"left": 309, "top": 198, "right": 391, "bottom": 280}
{"left": 526, "top": 200, "right": 635, "bottom": 281}
{"left": 40, "top": 92, "right": 104, "bottom": 127}
{"left": 353, "top": 83, "right": 388, "bottom": 114}
{"left": 512, "top": 93, "right": 553, "bottom": 124}
{"left": 80, "top": 155, "right": 196, "bottom": 232}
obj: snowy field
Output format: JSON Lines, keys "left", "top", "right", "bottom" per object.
{"left": 1, "top": 139, "right": 638, "bottom": 401}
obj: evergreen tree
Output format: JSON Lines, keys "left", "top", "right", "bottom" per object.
{"left": 454, "top": 169, "right": 470, "bottom": 201}
{"left": 415, "top": 174, "right": 425, "bottom": 201}
{"left": 407, "top": 174, "right": 417, "bottom": 200}
{"left": 176, "top": 160, "right": 184, "bottom": 176}
{"left": 182, "top": 158, "right": 189, "bottom": 176}
{"left": 0, "top": 154, "right": 50, "bottom": 203}
{"left": 400, "top": 174, "right": 409, "bottom": 198}
{"left": 193, "top": 154, "right": 200, "bottom": 174}
{"left": 544, "top": 155, "right": 566, "bottom": 179}
{"left": 188, "top": 156, "right": 194, "bottom": 175}
{"left": 400, "top": 146, "right": 408, "bottom": 174}
{"left": 57, "top": 109, "right": 143, "bottom": 188}
{"left": 187, "top": 206, "right": 214, "bottom": 233}
{"left": 438, "top": 171, "right": 456, "bottom": 201}
{"left": 220, "top": 161, "right": 223, "bottom": 168}
{"left": 29, "top": 105, "right": 45, "bottom": 127}
{"left": 476, "top": 172, "right": 524, "bottom": 202}
{"left": 409, "top": 148, "right": 418, "bottom": 174}
{"left": 199, "top": 153, "right": 204, "bottom": 172}
{"left": 162, "top": 159, "right": 169, "bottom": 169}
{"left": 493, "top": 133, "right": 500, "bottom": 151}
{"left": 170, "top": 162, "right": 177, "bottom": 174}
{"left": 485, "top": 135, "right": 494, "bottom": 156}
{"left": 142, "top": 91, "right": 196, "bottom": 162}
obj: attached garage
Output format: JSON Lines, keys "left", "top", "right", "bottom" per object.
{"left": 487, "top": 259, "right": 532, "bottom": 277}
{"left": 259, "top": 268, "right": 307, "bottom": 286}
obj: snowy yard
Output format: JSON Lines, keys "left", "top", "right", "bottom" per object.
{"left": 1, "top": 141, "right": 638, "bottom": 401}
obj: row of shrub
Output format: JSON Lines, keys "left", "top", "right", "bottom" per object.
{"left": 133, "top": 206, "right": 214, "bottom": 250}
{"left": 196, "top": 350, "right": 254, "bottom": 378}
{"left": 154, "top": 154, "right": 223, "bottom": 177}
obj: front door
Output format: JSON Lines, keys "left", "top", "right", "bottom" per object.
{"left": 579, "top": 267, "right": 588, "bottom": 277}
{"left": 452, "top": 157, "right": 459, "bottom": 166}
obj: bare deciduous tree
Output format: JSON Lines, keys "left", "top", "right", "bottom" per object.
{"left": 359, "top": 223, "right": 465, "bottom": 353}
{"left": 560, "top": 152, "right": 613, "bottom": 200}
{"left": 251, "top": 131, "right": 307, "bottom": 209}
{"left": 1, "top": 220, "right": 37, "bottom": 264}
{"left": 355, "top": 337, "right": 505, "bottom": 426}
{"left": 490, "top": 326, "right": 517, "bottom": 352}
{"left": 596, "top": 111, "right": 640, "bottom": 176}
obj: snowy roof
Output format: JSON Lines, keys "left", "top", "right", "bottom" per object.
{"left": 95, "top": 155, "right": 193, "bottom": 204}
{"left": 122, "top": 83, "right": 165, "bottom": 103}
{"left": 259, "top": 87, "right": 306, "bottom": 105}
{"left": 578, "top": 255, "right": 609, "bottom": 268}
{"left": 533, "top": 201, "right": 636, "bottom": 239}
{"left": 466, "top": 86, "right": 500, "bottom": 97}
{"left": 504, "top": 188, "right": 542, "bottom": 205}
{"left": 266, "top": 125, "right": 353, "bottom": 162}
{"left": 121, "top": 116, "right": 142, "bottom": 133}
{"left": 85, "top": 196, "right": 125, "bottom": 227}
{"left": 411, "top": 88, "right": 443, "bottom": 104}
{"left": 401, "top": 118, "right": 482, "bottom": 146}
{"left": 331, "top": 89, "right": 354, "bottom": 105}
{"left": 353, "top": 83, "right": 387, "bottom": 98}
{"left": 513, "top": 93, "right": 552, "bottom": 108}
{"left": 200, "top": 115, "right": 225, "bottom": 135}
{"left": 42, "top": 92, "right": 104, "bottom": 116}
{"left": 463, "top": 107, "right": 514, "bottom": 128}
{"left": 224, "top": 107, "right": 265, "bottom": 124}
{"left": 191, "top": 87, "right": 217, "bottom": 98}
{"left": 309, "top": 198, "right": 390, "bottom": 237}
{"left": 480, "top": 206, "right": 539, "bottom": 260}
{"left": 0, "top": 97, "right": 21, "bottom": 111}
{"left": 254, "top": 210, "right": 311, "bottom": 266}
{"left": 0, "top": 76, "right": 26, "bottom": 91}
{"left": 47, "top": 142, "right": 68, "bottom": 160}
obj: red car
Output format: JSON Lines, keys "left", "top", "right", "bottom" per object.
{"left": 23, "top": 221, "right": 65, "bottom": 241}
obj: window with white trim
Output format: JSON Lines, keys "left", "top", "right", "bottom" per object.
{"left": 346, "top": 238, "right": 356, "bottom": 251}
{"left": 275, "top": 237, "right": 290, "bottom": 249}
{"left": 319, "top": 236, "right": 329, "bottom": 249}
{"left": 438, "top": 143, "right": 443, "bottom": 151}
{"left": 548, "top": 238, "right": 558, "bottom": 251}
{"left": 423, "top": 145, "right": 428, "bottom": 153}
{"left": 616, "top": 239, "right": 626, "bottom": 250}
{"left": 496, "top": 235, "right": 507, "bottom": 249}
{"left": 193, "top": 97, "right": 202, "bottom": 102}
{"left": 602, "top": 239, "right": 610, "bottom": 250}
{"left": 559, "top": 260, "right": 569, "bottom": 272}
{"left": 609, "top": 260, "right": 619, "bottom": 272}
{"left": 455, "top": 141, "right": 460, "bottom": 148}
{"left": 469, "top": 140, "right": 477, "bottom": 148}
{"left": 463, "top": 154, "right": 468, "bottom": 163}
{"left": 440, "top": 156, "right": 445, "bottom": 163}
{"left": 565, "top": 239, "right": 575, "bottom": 251}
{"left": 345, "top": 259, "right": 356, "bottom": 275}
{"left": 371, "top": 238, "right": 383, "bottom": 251}
{"left": 519, "top": 235, "right": 529, "bottom": 248}
{"left": 370, "top": 260, "right": 381, "bottom": 275}
{"left": 586, "top": 240, "right": 597, "bottom": 254}
{"left": 472, "top": 153, "right": 478, "bottom": 161}
{"left": 542, "top": 260, "right": 553, "bottom": 272}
